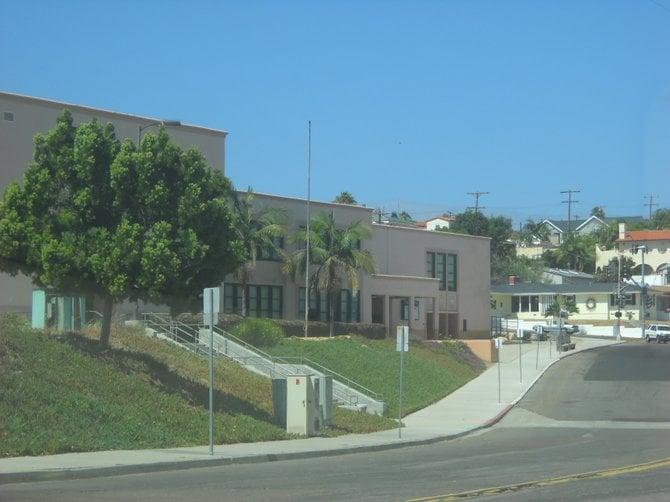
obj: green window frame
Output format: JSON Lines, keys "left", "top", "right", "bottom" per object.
{"left": 299, "top": 288, "right": 360, "bottom": 323}
{"left": 426, "top": 251, "right": 447, "bottom": 291}
{"left": 447, "top": 253, "right": 457, "bottom": 291}
{"left": 224, "top": 283, "right": 283, "bottom": 318}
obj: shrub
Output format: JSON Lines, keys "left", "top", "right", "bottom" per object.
{"left": 229, "top": 318, "right": 284, "bottom": 347}
{"left": 272, "top": 319, "right": 386, "bottom": 339}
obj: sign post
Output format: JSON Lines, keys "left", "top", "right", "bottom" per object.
{"left": 495, "top": 337, "right": 502, "bottom": 403}
{"left": 203, "top": 287, "right": 220, "bottom": 456}
{"left": 517, "top": 327, "right": 523, "bottom": 383}
{"left": 396, "top": 325, "right": 409, "bottom": 438}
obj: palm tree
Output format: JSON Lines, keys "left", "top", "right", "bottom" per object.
{"left": 286, "top": 211, "right": 376, "bottom": 337}
{"left": 554, "top": 233, "right": 596, "bottom": 272}
{"left": 332, "top": 191, "right": 357, "bottom": 205}
{"left": 231, "top": 188, "right": 286, "bottom": 317}
{"left": 544, "top": 294, "right": 579, "bottom": 319}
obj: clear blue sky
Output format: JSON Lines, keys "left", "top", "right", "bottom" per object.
{"left": 2, "top": 0, "right": 669, "bottom": 227}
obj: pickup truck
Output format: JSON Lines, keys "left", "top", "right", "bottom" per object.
{"left": 645, "top": 324, "right": 670, "bottom": 344}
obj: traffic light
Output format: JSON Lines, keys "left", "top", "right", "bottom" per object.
{"left": 607, "top": 261, "right": 616, "bottom": 279}
{"left": 646, "top": 296, "right": 654, "bottom": 309}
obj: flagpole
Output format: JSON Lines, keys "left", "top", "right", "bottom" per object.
{"left": 304, "top": 120, "right": 311, "bottom": 337}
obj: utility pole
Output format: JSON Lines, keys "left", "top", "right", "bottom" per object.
{"left": 633, "top": 245, "right": 647, "bottom": 340}
{"left": 467, "top": 191, "right": 489, "bottom": 213}
{"left": 644, "top": 195, "right": 658, "bottom": 220}
{"left": 561, "top": 189, "right": 580, "bottom": 233}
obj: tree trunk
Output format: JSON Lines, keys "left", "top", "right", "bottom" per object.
{"left": 328, "top": 293, "right": 336, "bottom": 337}
{"left": 241, "top": 280, "right": 247, "bottom": 318}
{"left": 99, "top": 294, "right": 114, "bottom": 348}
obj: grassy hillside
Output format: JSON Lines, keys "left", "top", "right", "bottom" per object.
{"left": 0, "top": 315, "right": 484, "bottom": 458}
{"left": 264, "top": 337, "right": 486, "bottom": 416}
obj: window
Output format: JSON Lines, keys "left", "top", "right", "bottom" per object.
{"left": 299, "top": 288, "right": 360, "bottom": 322}
{"left": 257, "top": 236, "right": 284, "bottom": 261}
{"left": 3, "top": 111, "right": 14, "bottom": 121}
{"left": 224, "top": 283, "right": 282, "bottom": 318}
{"left": 224, "top": 283, "right": 243, "bottom": 315}
{"left": 426, "top": 252, "right": 435, "bottom": 281}
{"left": 447, "top": 254, "right": 457, "bottom": 291}
{"left": 511, "top": 295, "right": 540, "bottom": 313}
{"left": 401, "top": 299, "right": 421, "bottom": 321}
{"left": 426, "top": 252, "right": 447, "bottom": 291}
{"left": 610, "top": 293, "right": 635, "bottom": 306}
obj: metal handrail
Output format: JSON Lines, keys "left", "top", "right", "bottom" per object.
{"left": 142, "top": 313, "right": 384, "bottom": 405}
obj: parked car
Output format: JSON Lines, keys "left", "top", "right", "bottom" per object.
{"left": 645, "top": 324, "right": 670, "bottom": 344}
{"left": 533, "top": 320, "right": 580, "bottom": 335}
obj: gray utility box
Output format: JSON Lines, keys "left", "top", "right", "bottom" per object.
{"left": 272, "top": 375, "right": 333, "bottom": 427}
{"left": 548, "top": 328, "right": 576, "bottom": 352}
{"left": 318, "top": 376, "right": 333, "bottom": 427}
{"left": 272, "top": 379, "right": 287, "bottom": 427}
{"left": 286, "top": 374, "right": 321, "bottom": 436}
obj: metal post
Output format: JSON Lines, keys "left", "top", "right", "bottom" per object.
{"left": 398, "top": 328, "right": 405, "bottom": 439}
{"left": 304, "top": 121, "right": 311, "bottom": 337}
{"left": 616, "top": 254, "right": 622, "bottom": 341}
{"left": 497, "top": 340, "right": 501, "bottom": 404}
{"left": 208, "top": 290, "right": 214, "bottom": 456}
{"left": 641, "top": 247, "right": 646, "bottom": 340}
{"left": 518, "top": 327, "right": 522, "bottom": 383}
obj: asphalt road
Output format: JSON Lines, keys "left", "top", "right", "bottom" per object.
{"left": 3, "top": 343, "right": 670, "bottom": 501}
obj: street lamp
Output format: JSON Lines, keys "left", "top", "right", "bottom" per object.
{"left": 632, "top": 244, "right": 647, "bottom": 339}
{"left": 138, "top": 119, "right": 181, "bottom": 144}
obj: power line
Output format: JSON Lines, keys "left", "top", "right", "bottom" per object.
{"left": 467, "top": 191, "right": 489, "bottom": 214}
{"left": 560, "top": 189, "right": 580, "bottom": 233}
{"left": 644, "top": 195, "right": 658, "bottom": 219}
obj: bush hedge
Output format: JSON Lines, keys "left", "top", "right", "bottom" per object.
{"left": 229, "top": 318, "right": 284, "bottom": 347}
{"left": 174, "top": 312, "right": 386, "bottom": 340}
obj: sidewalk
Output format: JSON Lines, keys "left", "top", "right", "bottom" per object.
{"left": 0, "top": 336, "right": 621, "bottom": 484}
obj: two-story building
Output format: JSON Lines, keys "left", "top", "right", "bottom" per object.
{"left": 0, "top": 91, "right": 493, "bottom": 339}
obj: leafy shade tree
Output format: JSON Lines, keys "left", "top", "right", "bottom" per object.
{"left": 514, "top": 218, "right": 550, "bottom": 246}
{"left": 0, "top": 111, "right": 244, "bottom": 347}
{"left": 595, "top": 256, "right": 635, "bottom": 283}
{"left": 591, "top": 206, "right": 606, "bottom": 218}
{"left": 230, "top": 187, "right": 286, "bottom": 317}
{"left": 594, "top": 221, "right": 619, "bottom": 250}
{"left": 333, "top": 191, "right": 357, "bottom": 205}
{"left": 390, "top": 210, "right": 414, "bottom": 222}
{"left": 286, "top": 211, "right": 376, "bottom": 337}
{"left": 649, "top": 208, "right": 670, "bottom": 230}
{"left": 450, "top": 210, "right": 515, "bottom": 282}
{"left": 494, "top": 255, "right": 546, "bottom": 284}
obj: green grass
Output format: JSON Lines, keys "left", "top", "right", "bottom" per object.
{"left": 0, "top": 315, "right": 485, "bottom": 458}
{"left": 265, "top": 336, "right": 486, "bottom": 416}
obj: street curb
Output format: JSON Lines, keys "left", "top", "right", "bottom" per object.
{"left": 1, "top": 340, "right": 623, "bottom": 485}
{"left": 0, "top": 430, "right": 478, "bottom": 485}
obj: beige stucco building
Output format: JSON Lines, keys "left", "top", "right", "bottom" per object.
{"left": 596, "top": 223, "right": 670, "bottom": 285}
{"left": 0, "top": 91, "right": 227, "bottom": 314}
{"left": 0, "top": 91, "right": 492, "bottom": 339}
{"left": 229, "top": 192, "right": 492, "bottom": 339}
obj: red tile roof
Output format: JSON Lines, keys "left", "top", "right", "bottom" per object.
{"left": 617, "top": 229, "right": 670, "bottom": 242}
